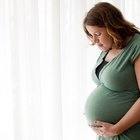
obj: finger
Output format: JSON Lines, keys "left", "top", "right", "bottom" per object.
{"left": 91, "top": 126, "right": 103, "bottom": 133}
{"left": 91, "top": 128, "right": 102, "bottom": 135}
{"left": 94, "top": 121, "right": 106, "bottom": 126}
{"left": 91, "top": 121, "right": 103, "bottom": 127}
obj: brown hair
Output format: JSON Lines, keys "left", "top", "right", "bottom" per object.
{"left": 83, "top": 2, "right": 140, "bottom": 48}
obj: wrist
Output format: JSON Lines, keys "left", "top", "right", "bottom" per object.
{"left": 113, "top": 124, "right": 123, "bottom": 135}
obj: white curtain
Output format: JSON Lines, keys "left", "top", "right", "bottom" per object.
{"left": 0, "top": 0, "right": 140, "bottom": 140}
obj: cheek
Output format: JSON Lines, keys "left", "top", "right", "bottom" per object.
{"left": 103, "top": 36, "right": 113, "bottom": 45}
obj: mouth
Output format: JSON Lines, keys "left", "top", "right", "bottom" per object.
{"left": 97, "top": 44, "right": 103, "bottom": 48}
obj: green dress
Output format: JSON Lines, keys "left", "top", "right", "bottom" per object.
{"left": 84, "top": 34, "right": 140, "bottom": 140}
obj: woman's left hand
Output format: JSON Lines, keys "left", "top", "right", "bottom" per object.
{"left": 89, "top": 121, "right": 120, "bottom": 137}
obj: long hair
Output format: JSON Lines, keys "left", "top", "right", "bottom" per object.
{"left": 83, "top": 2, "right": 140, "bottom": 48}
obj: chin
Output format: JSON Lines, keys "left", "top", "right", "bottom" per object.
{"left": 99, "top": 48, "right": 108, "bottom": 51}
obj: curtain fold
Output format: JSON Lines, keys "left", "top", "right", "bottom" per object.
{"left": 0, "top": 0, "right": 140, "bottom": 140}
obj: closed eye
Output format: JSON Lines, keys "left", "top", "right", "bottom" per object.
{"left": 94, "top": 32, "right": 101, "bottom": 36}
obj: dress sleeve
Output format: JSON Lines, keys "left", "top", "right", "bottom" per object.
{"left": 131, "top": 44, "right": 140, "bottom": 63}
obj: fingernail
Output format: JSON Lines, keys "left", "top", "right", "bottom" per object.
{"left": 93, "top": 121, "right": 97, "bottom": 124}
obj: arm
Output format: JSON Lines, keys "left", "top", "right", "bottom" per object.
{"left": 91, "top": 55, "right": 140, "bottom": 137}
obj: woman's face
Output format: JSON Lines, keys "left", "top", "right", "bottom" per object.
{"left": 86, "top": 25, "right": 113, "bottom": 51}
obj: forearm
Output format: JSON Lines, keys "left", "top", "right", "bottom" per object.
{"left": 114, "top": 98, "right": 140, "bottom": 134}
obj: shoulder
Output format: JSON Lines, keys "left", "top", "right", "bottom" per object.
{"left": 126, "top": 34, "right": 140, "bottom": 63}
{"left": 130, "top": 33, "right": 140, "bottom": 45}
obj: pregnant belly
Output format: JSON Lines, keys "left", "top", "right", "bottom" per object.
{"left": 84, "top": 85, "right": 139, "bottom": 125}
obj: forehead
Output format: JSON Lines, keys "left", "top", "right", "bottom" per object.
{"left": 86, "top": 25, "right": 106, "bottom": 33}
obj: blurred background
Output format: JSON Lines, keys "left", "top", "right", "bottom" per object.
{"left": 0, "top": 0, "right": 140, "bottom": 140}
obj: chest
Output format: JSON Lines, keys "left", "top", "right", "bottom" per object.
{"left": 92, "top": 53, "right": 138, "bottom": 91}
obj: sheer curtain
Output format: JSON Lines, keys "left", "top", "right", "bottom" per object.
{"left": 0, "top": 0, "right": 140, "bottom": 140}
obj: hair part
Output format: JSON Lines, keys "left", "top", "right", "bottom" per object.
{"left": 83, "top": 2, "right": 140, "bottom": 49}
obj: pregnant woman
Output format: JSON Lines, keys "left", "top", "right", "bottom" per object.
{"left": 83, "top": 2, "right": 140, "bottom": 140}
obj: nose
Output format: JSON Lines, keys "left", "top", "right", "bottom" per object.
{"left": 92, "top": 35, "right": 99, "bottom": 44}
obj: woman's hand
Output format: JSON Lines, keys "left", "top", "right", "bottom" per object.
{"left": 89, "top": 121, "right": 120, "bottom": 137}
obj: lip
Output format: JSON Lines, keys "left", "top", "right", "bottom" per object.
{"left": 97, "top": 43, "right": 103, "bottom": 46}
{"left": 97, "top": 44, "right": 103, "bottom": 48}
